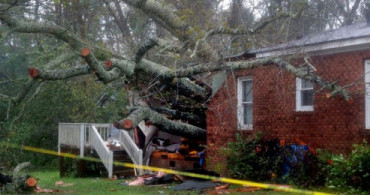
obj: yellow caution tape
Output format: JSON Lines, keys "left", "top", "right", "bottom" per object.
{"left": 1, "top": 142, "right": 334, "bottom": 195}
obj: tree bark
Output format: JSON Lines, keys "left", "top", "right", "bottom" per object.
{"left": 115, "top": 106, "right": 206, "bottom": 139}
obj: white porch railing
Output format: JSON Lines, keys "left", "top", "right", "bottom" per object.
{"left": 58, "top": 123, "right": 146, "bottom": 177}
{"left": 90, "top": 125, "right": 113, "bottom": 178}
{"left": 119, "top": 130, "right": 143, "bottom": 175}
{"left": 58, "top": 123, "right": 113, "bottom": 178}
{"left": 92, "top": 124, "right": 111, "bottom": 141}
{"left": 58, "top": 123, "right": 86, "bottom": 157}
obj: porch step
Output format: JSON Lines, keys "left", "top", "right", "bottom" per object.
{"left": 112, "top": 150, "right": 135, "bottom": 177}
{"left": 90, "top": 149, "right": 135, "bottom": 177}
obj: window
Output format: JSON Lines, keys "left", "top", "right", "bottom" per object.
{"left": 365, "top": 60, "right": 370, "bottom": 129}
{"left": 237, "top": 77, "right": 253, "bottom": 130}
{"left": 296, "top": 78, "right": 314, "bottom": 111}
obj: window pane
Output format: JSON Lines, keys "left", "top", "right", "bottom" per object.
{"left": 301, "top": 90, "right": 313, "bottom": 106}
{"left": 242, "top": 80, "right": 252, "bottom": 102}
{"left": 243, "top": 104, "right": 253, "bottom": 125}
{"left": 301, "top": 79, "right": 313, "bottom": 89}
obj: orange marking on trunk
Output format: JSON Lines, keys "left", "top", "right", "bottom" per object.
{"left": 325, "top": 93, "right": 331, "bottom": 98}
{"left": 105, "top": 60, "right": 112, "bottom": 68}
{"left": 122, "top": 119, "right": 133, "bottom": 129}
{"left": 28, "top": 68, "right": 39, "bottom": 78}
{"left": 81, "top": 47, "right": 91, "bottom": 57}
{"left": 26, "top": 177, "right": 37, "bottom": 187}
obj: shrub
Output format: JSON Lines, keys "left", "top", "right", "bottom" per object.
{"left": 326, "top": 140, "right": 370, "bottom": 191}
{"left": 223, "top": 133, "right": 370, "bottom": 192}
{"left": 223, "top": 132, "right": 327, "bottom": 187}
{"left": 286, "top": 147, "right": 327, "bottom": 187}
{"left": 223, "top": 132, "right": 284, "bottom": 181}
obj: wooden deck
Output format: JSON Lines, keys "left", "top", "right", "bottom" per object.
{"left": 58, "top": 123, "right": 143, "bottom": 178}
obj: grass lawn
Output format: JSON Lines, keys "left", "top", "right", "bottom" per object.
{"left": 27, "top": 170, "right": 301, "bottom": 194}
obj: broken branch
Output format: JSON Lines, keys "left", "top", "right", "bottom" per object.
{"left": 115, "top": 106, "right": 206, "bottom": 139}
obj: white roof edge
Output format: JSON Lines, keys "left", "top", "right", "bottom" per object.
{"left": 256, "top": 36, "right": 370, "bottom": 58}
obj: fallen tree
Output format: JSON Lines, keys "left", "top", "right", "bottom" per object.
{"left": 1, "top": 162, "right": 36, "bottom": 193}
{"left": 0, "top": 0, "right": 352, "bottom": 138}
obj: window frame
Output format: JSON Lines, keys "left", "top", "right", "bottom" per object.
{"left": 365, "top": 60, "right": 370, "bottom": 129}
{"left": 296, "top": 78, "right": 314, "bottom": 112}
{"left": 237, "top": 76, "right": 253, "bottom": 130}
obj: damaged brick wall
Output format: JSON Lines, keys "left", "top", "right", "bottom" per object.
{"left": 206, "top": 49, "right": 370, "bottom": 174}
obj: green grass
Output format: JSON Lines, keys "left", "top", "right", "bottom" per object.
{"left": 29, "top": 170, "right": 191, "bottom": 195}
{"left": 26, "top": 170, "right": 331, "bottom": 195}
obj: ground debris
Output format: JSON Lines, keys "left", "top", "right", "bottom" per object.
{"left": 123, "top": 170, "right": 175, "bottom": 186}
{"left": 35, "top": 186, "right": 75, "bottom": 193}
{"left": 206, "top": 186, "right": 261, "bottom": 194}
{"left": 173, "top": 180, "right": 220, "bottom": 191}
{"left": 55, "top": 180, "right": 74, "bottom": 187}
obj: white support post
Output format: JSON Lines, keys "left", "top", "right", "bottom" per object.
{"left": 58, "top": 123, "right": 61, "bottom": 154}
{"left": 80, "top": 124, "right": 85, "bottom": 157}
{"left": 88, "top": 125, "right": 92, "bottom": 147}
{"left": 138, "top": 150, "right": 143, "bottom": 175}
{"left": 108, "top": 152, "right": 113, "bottom": 178}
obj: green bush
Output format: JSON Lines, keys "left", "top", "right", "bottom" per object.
{"left": 223, "top": 132, "right": 328, "bottom": 187}
{"left": 222, "top": 132, "right": 370, "bottom": 193}
{"left": 223, "top": 132, "right": 284, "bottom": 181}
{"left": 325, "top": 140, "right": 370, "bottom": 191}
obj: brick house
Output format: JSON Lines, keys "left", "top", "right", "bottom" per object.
{"left": 206, "top": 22, "right": 370, "bottom": 172}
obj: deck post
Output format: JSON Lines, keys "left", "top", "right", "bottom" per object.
{"left": 108, "top": 152, "right": 113, "bottom": 178}
{"left": 80, "top": 124, "right": 85, "bottom": 157}
{"left": 138, "top": 149, "right": 143, "bottom": 175}
{"left": 58, "top": 123, "right": 61, "bottom": 154}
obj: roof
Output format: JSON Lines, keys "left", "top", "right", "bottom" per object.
{"left": 253, "top": 21, "right": 370, "bottom": 58}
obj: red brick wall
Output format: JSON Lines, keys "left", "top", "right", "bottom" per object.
{"left": 206, "top": 50, "right": 370, "bottom": 173}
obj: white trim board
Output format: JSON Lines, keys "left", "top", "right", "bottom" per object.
{"left": 256, "top": 37, "right": 370, "bottom": 58}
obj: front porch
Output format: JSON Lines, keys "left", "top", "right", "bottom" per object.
{"left": 58, "top": 123, "right": 144, "bottom": 178}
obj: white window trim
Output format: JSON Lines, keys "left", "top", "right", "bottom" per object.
{"left": 296, "top": 78, "right": 314, "bottom": 112}
{"left": 237, "top": 76, "right": 253, "bottom": 130}
{"left": 365, "top": 60, "right": 370, "bottom": 129}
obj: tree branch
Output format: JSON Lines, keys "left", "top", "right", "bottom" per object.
{"left": 122, "top": 0, "right": 219, "bottom": 61}
{"left": 0, "top": 14, "right": 125, "bottom": 83}
{"left": 101, "top": 0, "right": 135, "bottom": 47}
{"left": 137, "top": 59, "right": 207, "bottom": 97}
{"left": 176, "top": 57, "right": 351, "bottom": 101}
{"left": 114, "top": 106, "right": 206, "bottom": 139}
{"left": 191, "top": 8, "right": 305, "bottom": 58}
{"left": 28, "top": 65, "right": 92, "bottom": 80}
{"left": 12, "top": 80, "right": 42, "bottom": 105}
{"left": 134, "top": 38, "right": 158, "bottom": 63}
{"left": 273, "top": 58, "right": 351, "bottom": 101}
{"left": 80, "top": 47, "right": 122, "bottom": 83}
{"left": 106, "top": 58, "right": 208, "bottom": 97}
{"left": 0, "top": 52, "right": 76, "bottom": 105}
{"left": 150, "top": 106, "right": 204, "bottom": 125}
